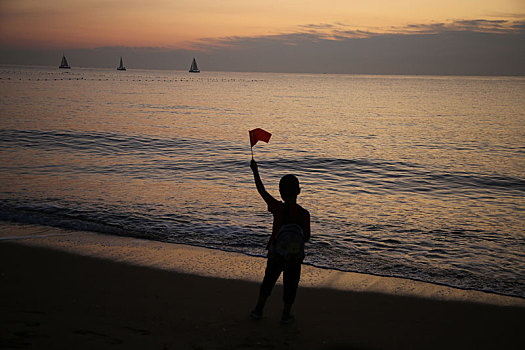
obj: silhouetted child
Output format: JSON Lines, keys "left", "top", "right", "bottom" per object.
{"left": 249, "top": 159, "right": 310, "bottom": 324}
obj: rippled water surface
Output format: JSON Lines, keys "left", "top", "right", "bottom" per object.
{"left": 1, "top": 66, "right": 524, "bottom": 297}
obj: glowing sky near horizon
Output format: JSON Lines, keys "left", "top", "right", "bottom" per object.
{"left": 1, "top": 0, "right": 524, "bottom": 49}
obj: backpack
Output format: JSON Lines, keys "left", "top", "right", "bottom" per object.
{"left": 270, "top": 223, "right": 305, "bottom": 262}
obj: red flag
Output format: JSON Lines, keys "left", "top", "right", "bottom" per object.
{"left": 249, "top": 128, "right": 272, "bottom": 147}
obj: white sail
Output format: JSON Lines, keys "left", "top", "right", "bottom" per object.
{"left": 117, "top": 57, "right": 126, "bottom": 71}
{"left": 59, "top": 55, "right": 70, "bottom": 69}
{"left": 189, "top": 57, "right": 200, "bottom": 73}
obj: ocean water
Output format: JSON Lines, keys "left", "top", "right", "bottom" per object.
{"left": 1, "top": 66, "right": 524, "bottom": 298}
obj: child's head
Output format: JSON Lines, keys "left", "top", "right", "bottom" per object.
{"left": 279, "top": 174, "right": 300, "bottom": 201}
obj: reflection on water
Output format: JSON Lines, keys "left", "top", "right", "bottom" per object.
{"left": 0, "top": 66, "right": 524, "bottom": 297}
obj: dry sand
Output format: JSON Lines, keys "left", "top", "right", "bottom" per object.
{"left": 1, "top": 222, "right": 524, "bottom": 349}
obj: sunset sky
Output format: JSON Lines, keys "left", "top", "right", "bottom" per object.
{"left": 1, "top": 0, "right": 524, "bottom": 74}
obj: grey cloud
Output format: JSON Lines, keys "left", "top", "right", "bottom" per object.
{"left": 1, "top": 19, "right": 524, "bottom": 76}
{"left": 299, "top": 23, "right": 335, "bottom": 29}
{"left": 192, "top": 27, "right": 525, "bottom": 75}
{"left": 331, "top": 29, "right": 376, "bottom": 38}
{"left": 400, "top": 19, "right": 524, "bottom": 34}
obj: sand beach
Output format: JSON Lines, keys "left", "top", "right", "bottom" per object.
{"left": 1, "top": 223, "right": 524, "bottom": 349}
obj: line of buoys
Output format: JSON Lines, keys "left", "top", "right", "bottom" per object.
{"left": 0, "top": 75, "right": 263, "bottom": 83}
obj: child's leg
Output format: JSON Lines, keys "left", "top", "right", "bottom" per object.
{"left": 253, "top": 258, "right": 283, "bottom": 313}
{"left": 282, "top": 262, "right": 301, "bottom": 317}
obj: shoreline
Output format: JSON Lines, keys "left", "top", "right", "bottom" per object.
{"left": 1, "top": 222, "right": 523, "bottom": 307}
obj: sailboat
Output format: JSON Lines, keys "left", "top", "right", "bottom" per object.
{"left": 117, "top": 56, "right": 126, "bottom": 71}
{"left": 59, "top": 55, "right": 71, "bottom": 69}
{"left": 189, "top": 57, "right": 200, "bottom": 73}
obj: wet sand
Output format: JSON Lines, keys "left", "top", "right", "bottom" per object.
{"left": 1, "top": 223, "right": 524, "bottom": 349}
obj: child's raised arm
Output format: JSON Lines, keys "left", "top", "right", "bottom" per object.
{"left": 250, "top": 159, "right": 275, "bottom": 205}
